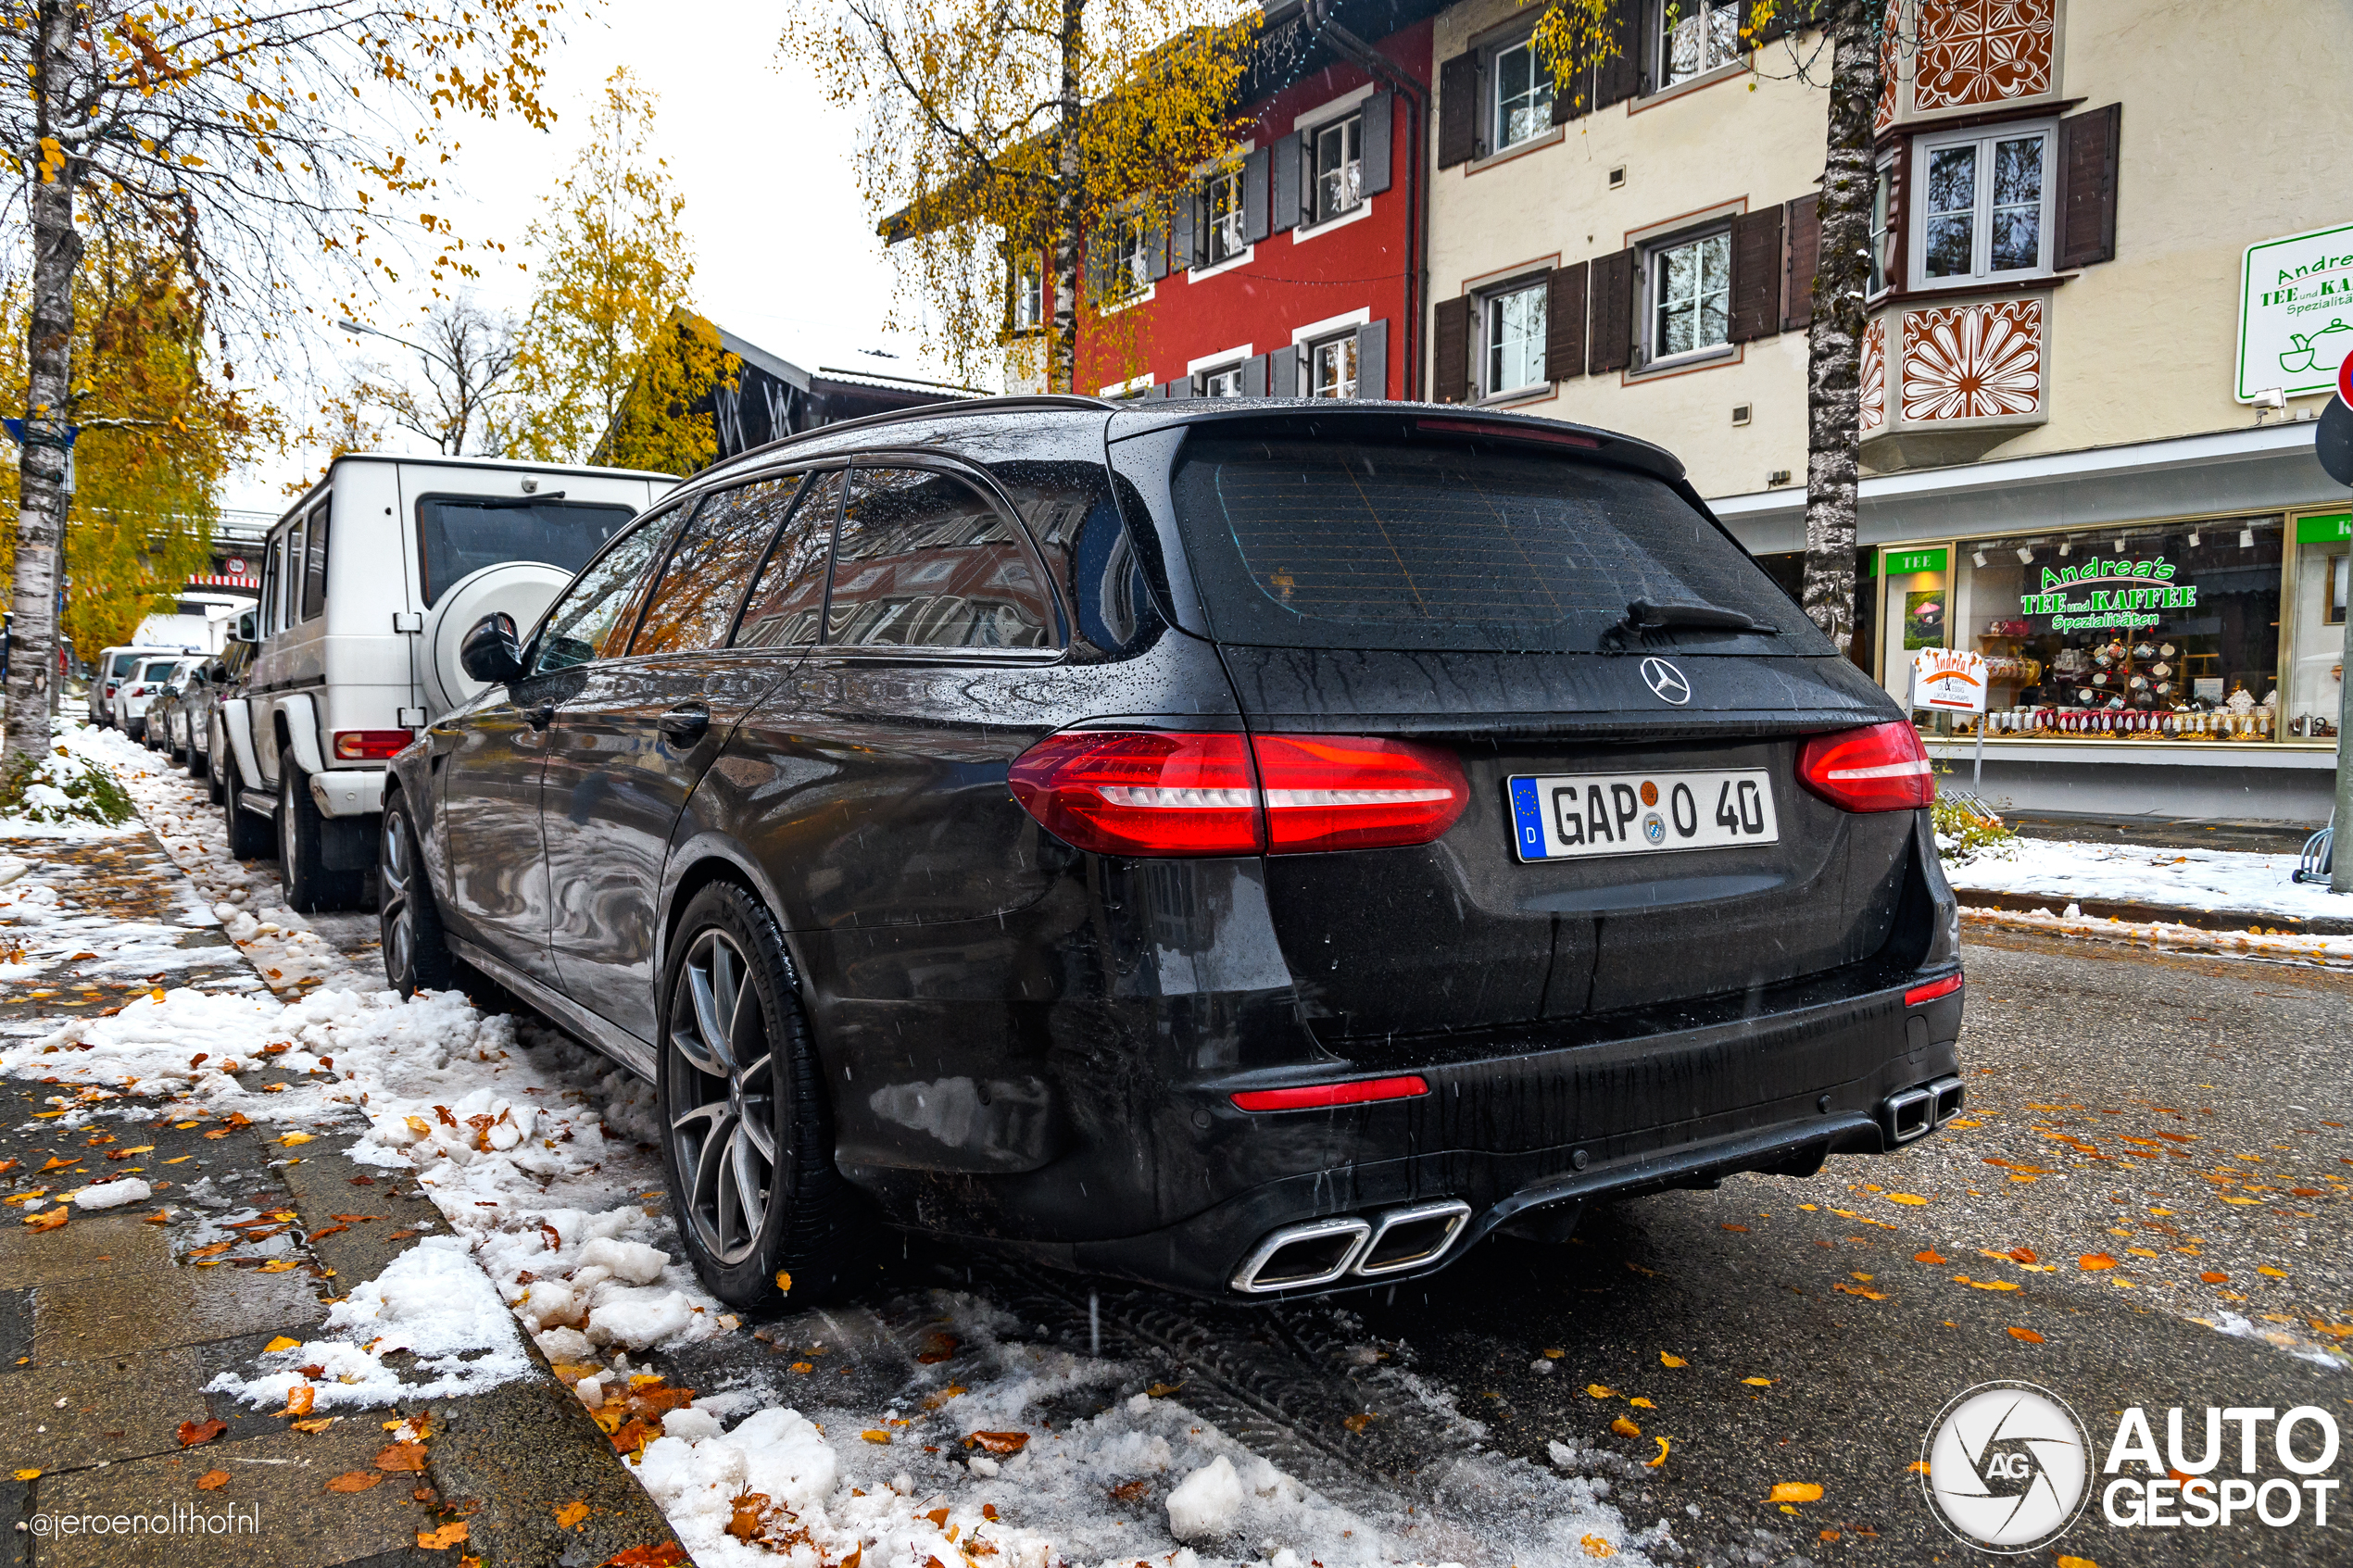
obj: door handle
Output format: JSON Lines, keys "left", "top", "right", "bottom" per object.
{"left": 523, "top": 703, "right": 557, "bottom": 731}
{"left": 658, "top": 703, "right": 711, "bottom": 743}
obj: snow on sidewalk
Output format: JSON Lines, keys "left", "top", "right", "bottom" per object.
{"left": 4, "top": 723, "right": 1666, "bottom": 1568}
{"left": 1942, "top": 835, "right": 2345, "bottom": 925}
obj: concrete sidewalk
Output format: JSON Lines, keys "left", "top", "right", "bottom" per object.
{"left": 0, "top": 829, "right": 683, "bottom": 1568}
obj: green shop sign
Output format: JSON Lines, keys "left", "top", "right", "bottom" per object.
{"left": 2018, "top": 555, "right": 2198, "bottom": 631}
{"left": 1884, "top": 547, "right": 1947, "bottom": 576}
{"left": 2296, "top": 512, "right": 2351, "bottom": 544}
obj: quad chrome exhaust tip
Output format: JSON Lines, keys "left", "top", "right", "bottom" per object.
{"left": 1881, "top": 1074, "right": 1966, "bottom": 1146}
{"left": 1230, "top": 1199, "right": 1472, "bottom": 1293}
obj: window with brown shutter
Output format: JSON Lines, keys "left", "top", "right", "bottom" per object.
{"left": 1729, "top": 206, "right": 1785, "bottom": 342}
{"left": 1594, "top": 0, "right": 1641, "bottom": 108}
{"left": 1547, "top": 262, "right": 1588, "bottom": 382}
{"left": 2057, "top": 103, "right": 2121, "bottom": 270}
{"left": 1438, "top": 52, "right": 1481, "bottom": 169}
{"left": 1587, "top": 249, "right": 1635, "bottom": 375}
{"left": 1432, "top": 296, "right": 1471, "bottom": 403}
{"left": 1781, "top": 192, "right": 1820, "bottom": 333}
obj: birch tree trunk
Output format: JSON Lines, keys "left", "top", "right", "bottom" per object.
{"left": 1048, "top": 0, "right": 1086, "bottom": 395}
{"left": 7, "top": 0, "right": 82, "bottom": 759}
{"left": 1800, "top": 1, "right": 1884, "bottom": 659}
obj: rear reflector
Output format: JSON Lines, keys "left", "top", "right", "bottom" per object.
{"left": 1010, "top": 730, "right": 1468, "bottom": 858}
{"left": 1231, "top": 1075, "right": 1431, "bottom": 1112}
{"left": 1796, "top": 721, "right": 1935, "bottom": 812}
{"left": 333, "top": 730, "right": 415, "bottom": 761}
{"left": 1905, "top": 972, "right": 1964, "bottom": 1007}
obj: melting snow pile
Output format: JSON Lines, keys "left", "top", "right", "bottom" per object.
{"left": 1944, "top": 836, "right": 2343, "bottom": 923}
{"left": 0, "top": 729, "right": 140, "bottom": 834}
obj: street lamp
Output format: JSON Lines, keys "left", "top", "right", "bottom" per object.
{"left": 335, "top": 319, "right": 459, "bottom": 377}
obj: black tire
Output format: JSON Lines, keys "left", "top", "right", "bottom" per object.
{"left": 220, "top": 747, "right": 273, "bottom": 860}
{"left": 127, "top": 718, "right": 145, "bottom": 743}
{"left": 656, "top": 883, "right": 862, "bottom": 1308}
{"left": 187, "top": 740, "right": 209, "bottom": 780}
{"left": 277, "top": 762, "right": 364, "bottom": 913}
{"left": 204, "top": 721, "right": 228, "bottom": 804}
{"left": 378, "top": 790, "right": 459, "bottom": 998}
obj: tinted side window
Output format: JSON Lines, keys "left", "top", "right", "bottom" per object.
{"left": 301, "top": 505, "right": 330, "bottom": 621}
{"left": 264, "top": 534, "right": 286, "bottom": 636}
{"left": 733, "top": 472, "right": 842, "bottom": 650}
{"left": 630, "top": 476, "right": 803, "bottom": 657}
{"left": 529, "top": 514, "right": 676, "bottom": 674}
{"left": 827, "top": 467, "right": 1053, "bottom": 649}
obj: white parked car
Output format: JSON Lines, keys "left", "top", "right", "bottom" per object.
{"left": 88, "top": 644, "right": 195, "bottom": 730}
{"left": 111, "top": 654, "right": 193, "bottom": 741}
{"left": 216, "top": 455, "right": 672, "bottom": 910}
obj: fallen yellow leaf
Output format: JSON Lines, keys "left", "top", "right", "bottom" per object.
{"left": 279, "top": 1133, "right": 313, "bottom": 1147}
{"left": 1907, "top": 1461, "right": 1931, "bottom": 1474}
{"left": 258, "top": 1259, "right": 299, "bottom": 1273}
{"left": 21, "top": 1208, "right": 65, "bottom": 1232}
{"left": 1629, "top": 1397, "right": 1655, "bottom": 1409}
{"left": 2007, "top": 1327, "right": 2045, "bottom": 1343}
{"left": 417, "top": 1521, "right": 469, "bottom": 1549}
{"left": 775, "top": 1270, "right": 792, "bottom": 1294}
{"left": 860, "top": 1429, "right": 890, "bottom": 1444}
{"left": 1586, "top": 1384, "right": 1615, "bottom": 1399}
{"left": 264, "top": 1336, "right": 302, "bottom": 1353}
{"left": 1646, "top": 1436, "right": 1670, "bottom": 1468}
{"left": 1541, "top": 1348, "right": 1565, "bottom": 1359}
{"left": 1955, "top": 1276, "right": 2020, "bottom": 1291}
{"left": 12, "top": 1469, "right": 37, "bottom": 1481}
{"left": 2056, "top": 1558, "right": 2098, "bottom": 1568}
{"left": 553, "top": 1499, "right": 589, "bottom": 1529}
{"left": 2078, "top": 1254, "right": 2118, "bottom": 1272}
{"left": 1658, "top": 1353, "right": 1686, "bottom": 1368}
{"left": 1611, "top": 1416, "right": 1642, "bottom": 1437}
{"left": 1768, "top": 1482, "right": 1824, "bottom": 1504}
{"left": 1741, "top": 1376, "right": 1773, "bottom": 1386}
{"left": 2258, "top": 1266, "right": 2287, "bottom": 1277}
{"left": 1580, "top": 1535, "right": 1616, "bottom": 1559}
{"left": 1886, "top": 1193, "right": 1928, "bottom": 1206}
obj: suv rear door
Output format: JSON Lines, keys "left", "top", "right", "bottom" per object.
{"left": 1114, "top": 413, "right": 1919, "bottom": 1042}
{"left": 540, "top": 470, "right": 825, "bottom": 1043}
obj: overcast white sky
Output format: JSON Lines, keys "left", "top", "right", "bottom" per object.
{"left": 228, "top": 0, "right": 949, "bottom": 512}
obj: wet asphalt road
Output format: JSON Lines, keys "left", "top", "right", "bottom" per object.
{"left": 280, "top": 835, "right": 2350, "bottom": 1566}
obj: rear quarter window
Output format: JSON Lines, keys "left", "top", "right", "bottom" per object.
{"left": 1168, "top": 435, "right": 1825, "bottom": 655}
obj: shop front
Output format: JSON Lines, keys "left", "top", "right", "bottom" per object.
{"left": 1716, "top": 423, "right": 2344, "bottom": 826}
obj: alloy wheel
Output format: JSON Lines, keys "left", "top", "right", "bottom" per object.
{"left": 380, "top": 809, "right": 416, "bottom": 985}
{"left": 666, "top": 928, "right": 779, "bottom": 1266}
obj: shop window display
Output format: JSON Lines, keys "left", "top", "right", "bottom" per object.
{"left": 1909, "top": 517, "right": 2285, "bottom": 741}
{"left": 2284, "top": 516, "right": 2347, "bottom": 739}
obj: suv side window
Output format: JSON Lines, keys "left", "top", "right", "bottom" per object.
{"left": 301, "top": 504, "right": 330, "bottom": 621}
{"left": 529, "top": 511, "right": 679, "bottom": 675}
{"left": 263, "top": 533, "right": 287, "bottom": 636}
{"left": 733, "top": 472, "right": 843, "bottom": 650}
{"left": 630, "top": 474, "right": 804, "bottom": 657}
{"left": 826, "top": 467, "right": 1054, "bottom": 649}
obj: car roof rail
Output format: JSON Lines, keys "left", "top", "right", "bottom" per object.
{"left": 717, "top": 394, "right": 1116, "bottom": 470}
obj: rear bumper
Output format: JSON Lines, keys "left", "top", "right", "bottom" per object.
{"left": 309, "top": 768, "right": 385, "bottom": 819}
{"left": 1060, "top": 965, "right": 1964, "bottom": 1298}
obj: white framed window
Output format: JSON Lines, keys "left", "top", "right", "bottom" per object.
{"left": 1307, "top": 334, "right": 1358, "bottom": 398}
{"left": 1912, "top": 121, "right": 2054, "bottom": 287}
{"left": 1199, "top": 362, "right": 1246, "bottom": 398}
{"left": 1658, "top": 0, "right": 1743, "bottom": 88}
{"left": 1646, "top": 227, "right": 1732, "bottom": 364}
{"left": 1491, "top": 38, "right": 1553, "bottom": 154}
{"left": 1097, "top": 220, "right": 1150, "bottom": 304}
{"left": 1012, "top": 253, "right": 1044, "bottom": 332}
{"left": 1204, "top": 169, "right": 1246, "bottom": 266}
{"left": 1481, "top": 281, "right": 1548, "bottom": 396}
{"left": 1868, "top": 157, "right": 1894, "bottom": 296}
{"left": 1312, "top": 116, "right": 1363, "bottom": 226}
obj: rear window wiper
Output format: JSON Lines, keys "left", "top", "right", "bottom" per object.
{"left": 464, "top": 491, "right": 567, "bottom": 510}
{"left": 1605, "top": 597, "right": 1780, "bottom": 644}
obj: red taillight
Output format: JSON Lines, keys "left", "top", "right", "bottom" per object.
{"left": 1254, "top": 734, "right": 1470, "bottom": 854}
{"left": 1008, "top": 730, "right": 1469, "bottom": 858}
{"left": 1231, "top": 1074, "right": 1431, "bottom": 1112}
{"left": 127, "top": 685, "right": 145, "bottom": 697}
{"left": 1008, "top": 732, "right": 1262, "bottom": 856}
{"left": 1905, "top": 972, "right": 1964, "bottom": 1007}
{"left": 1797, "top": 721, "right": 1935, "bottom": 812}
{"left": 333, "top": 730, "right": 414, "bottom": 761}
{"left": 102, "top": 684, "right": 116, "bottom": 696}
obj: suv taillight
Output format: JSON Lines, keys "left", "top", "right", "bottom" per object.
{"left": 1797, "top": 721, "right": 1935, "bottom": 812}
{"left": 1008, "top": 730, "right": 1468, "bottom": 858}
{"left": 333, "top": 730, "right": 414, "bottom": 760}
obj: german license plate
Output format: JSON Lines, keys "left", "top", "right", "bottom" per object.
{"left": 1506, "top": 769, "right": 1780, "bottom": 861}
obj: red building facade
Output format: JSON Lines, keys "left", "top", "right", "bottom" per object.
{"left": 1063, "top": 0, "right": 1443, "bottom": 404}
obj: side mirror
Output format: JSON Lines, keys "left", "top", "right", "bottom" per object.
{"left": 232, "top": 610, "right": 258, "bottom": 645}
{"left": 459, "top": 612, "right": 525, "bottom": 685}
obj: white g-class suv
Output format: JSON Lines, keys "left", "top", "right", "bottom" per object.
{"left": 218, "top": 454, "right": 673, "bottom": 909}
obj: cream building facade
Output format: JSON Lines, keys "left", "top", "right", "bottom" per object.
{"left": 1423, "top": 0, "right": 2353, "bottom": 825}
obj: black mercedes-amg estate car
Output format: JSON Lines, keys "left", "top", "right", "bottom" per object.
{"left": 384, "top": 395, "right": 1966, "bottom": 1305}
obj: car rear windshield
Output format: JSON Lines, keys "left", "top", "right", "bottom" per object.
{"left": 1167, "top": 435, "right": 1825, "bottom": 655}
{"left": 108, "top": 654, "right": 142, "bottom": 677}
{"left": 142, "top": 660, "right": 178, "bottom": 680}
{"left": 415, "top": 496, "right": 639, "bottom": 609}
